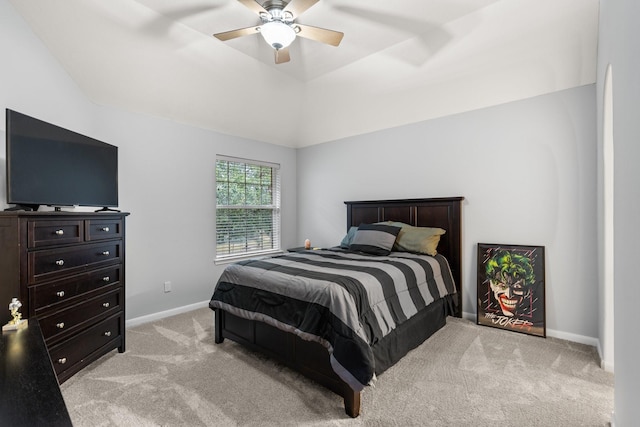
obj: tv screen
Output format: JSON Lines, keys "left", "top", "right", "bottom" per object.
{"left": 5, "top": 109, "right": 118, "bottom": 210}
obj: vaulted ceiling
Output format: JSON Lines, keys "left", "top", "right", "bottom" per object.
{"left": 9, "top": 0, "right": 599, "bottom": 147}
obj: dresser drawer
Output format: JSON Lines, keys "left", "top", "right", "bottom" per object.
{"left": 28, "top": 241, "right": 122, "bottom": 283}
{"left": 48, "top": 313, "right": 122, "bottom": 379}
{"left": 31, "top": 265, "right": 122, "bottom": 314}
{"left": 86, "top": 218, "right": 123, "bottom": 241}
{"left": 39, "top": 288, "right": 122, "bottom": 344}
{"left": 28, "top": 219, "right": 84, "bottom": 248}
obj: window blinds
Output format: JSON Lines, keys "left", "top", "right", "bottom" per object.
{"left": 215, "top": 156, "right": 281, "bottom": 260}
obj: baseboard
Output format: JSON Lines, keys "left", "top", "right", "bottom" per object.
{"left": 601, "top": 359, "right": 615, "bottom": 372}
{"left": 596, "top": 340, "right": 615, "bottom": 372}
{"left": 546, "top": 327, "right": 598, "bottom": 347}
{"left": 126, "top": 300, "right": 210, "bottom": 328}
{"left": 462, "top": 311, "right": 475, "bottom": 322}
{"left": 462, "top": 311, "right": 608, "bottom": 363}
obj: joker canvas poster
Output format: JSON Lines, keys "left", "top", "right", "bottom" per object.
{"left": 477, "top": 243, "right": 546, "bottom": 337}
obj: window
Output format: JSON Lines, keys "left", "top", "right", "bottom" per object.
{"left": 215, "top": 155, "right": 281, "bottom": 261}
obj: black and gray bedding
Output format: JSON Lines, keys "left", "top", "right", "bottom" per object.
{"left": 209, "top": 247, "right": 457, "bottom": 392}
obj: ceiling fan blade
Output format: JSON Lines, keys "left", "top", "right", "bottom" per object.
{"left": 295, "top": 24, "right": 343, "bottom": 47}
{"left": 282, "top": 0, "right": 319, "bottom": 20}
{"left": 274, "top": 47, "right": 291, "bottom": 64}
{"left": 141, "top": 5, "right": 225, "bottom": 37}
{"left": 237, "top": 0, "right": 268, "bottom": 15}
{"left": 213, "top": 26, "right": 260, "bottom": 41}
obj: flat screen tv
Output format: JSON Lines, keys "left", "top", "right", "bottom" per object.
{"left": 5, "top": 109, "right": 118, "bottom": 211}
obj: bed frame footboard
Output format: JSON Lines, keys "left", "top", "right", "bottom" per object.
{"left": 214, "top": 308, "right": 361, "bottom": 417}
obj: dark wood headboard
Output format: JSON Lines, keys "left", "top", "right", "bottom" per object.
{"left": 344, "top": 197, "right": 464, "bottom": 317}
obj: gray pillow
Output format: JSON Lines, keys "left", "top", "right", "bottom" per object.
{"left": 349, "top": 223, "right": 401, "bottom": 255}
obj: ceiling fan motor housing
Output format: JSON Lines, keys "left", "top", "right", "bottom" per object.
{"left": 261, "top": 0, "right": 292, "bottom": 21}
{"left": 259, "top": 0, "right": 297, "bottom": 50}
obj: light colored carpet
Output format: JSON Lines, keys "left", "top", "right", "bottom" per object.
{"left": 61, "top": 307, "right": 613, "bottom": 426}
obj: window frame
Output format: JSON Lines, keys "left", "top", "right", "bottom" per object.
{"left": 215, "top": 155, "right": 281, "bottom": 263}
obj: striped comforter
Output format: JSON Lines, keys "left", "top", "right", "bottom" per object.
{"left": 209, "top": 248, "right": 457, "bottom": 391}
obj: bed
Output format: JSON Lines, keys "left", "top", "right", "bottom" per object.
{"left": 209, "top": 197, "right": 464, "bottom": 417}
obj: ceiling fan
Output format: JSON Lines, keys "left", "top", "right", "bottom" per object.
{"left": 213, "top": 0, "right": 344, "bottom": 64}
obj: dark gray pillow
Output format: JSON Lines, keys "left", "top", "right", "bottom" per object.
{"left": 349, "top": 223, "right": 401, "bottom": 255}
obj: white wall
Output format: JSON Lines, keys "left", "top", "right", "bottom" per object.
{"left": 91, "top": 107, "right": 297, "bottom": 320}
{"left": 597, "top": 0, "right": 640, "bottom": 425}
{"left": 0, "top": 0, "right": 298, "bottom": 320}
{"left": 297, "top": 85, "right": 598, "bottom": 341}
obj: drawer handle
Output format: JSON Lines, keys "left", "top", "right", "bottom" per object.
{"left": 55, "top": 259, "right": 65, "bottom": 266}
{"left": 57, "top": 357, "right": 67, "bottom": 364}
{"left": 104, "top": 331, "right": 112, "bottom": 337}
{"left": 101, "top": 227, "right": 110, "bottom": 232}
{"left": 102, "top": 251, "right": 110, "bottom": 256}
{"left": 55, "top": 229, "right": 64, "bottom": 236}
{"left": 56, "top": 291, "right": 65, "bottom": 298}
{"left": 102, "top": 302, "right": 110, "bottom": 308}
{"left": 56, "top": 322, "right": 65, "bottom": 329}
{"left": 102, "top": 276, "right": 111, "bottom": 282}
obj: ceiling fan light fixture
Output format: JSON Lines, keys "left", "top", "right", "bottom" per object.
{"left": 259, "top": 21, "right": 296, "bottom": 50}
{"left": 215, "top": 0, "right": 342, "bottom": 64}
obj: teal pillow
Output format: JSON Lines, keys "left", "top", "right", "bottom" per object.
{"left": 340, "top": 226, "right": 359, "bottom": 248}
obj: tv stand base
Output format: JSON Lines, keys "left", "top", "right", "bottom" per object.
{"left": 4, "top": 204, "right": 39, "bottom": 212}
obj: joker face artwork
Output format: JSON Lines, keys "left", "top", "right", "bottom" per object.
{"left": 477, "top": 244, "right": 545, "bottom": 337}
{"left": 486, "top": 250, "right": 535, "bottom": 317}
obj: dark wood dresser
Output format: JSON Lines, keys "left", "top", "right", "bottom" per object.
{"left": 0, "top": 211, "right": 128, "bottom": 383}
